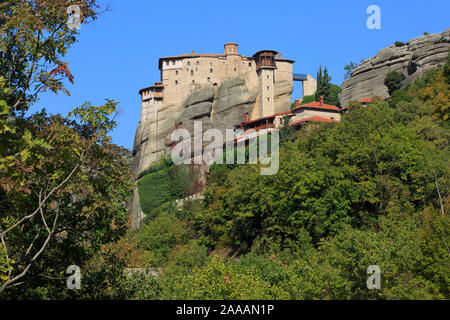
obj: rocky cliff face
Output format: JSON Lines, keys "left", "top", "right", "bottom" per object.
{"left": 131, "top": 76, "right": 293, "bottom": 176}
{"left": 129, "top": 76, "right": 292, "bottom": 227}
{"left": 340, "top": 28, "right": 450, "bottom": 107}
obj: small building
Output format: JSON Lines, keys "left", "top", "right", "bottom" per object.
{"left": 232, "top": 96, "right": 342, "bottom": 144}
{"left": 289, "top": 115, "right": 338, "bottom": 127}
{"left": 290, "top": 96, "right": 341, "bottom": 125}
{"left": 358, "top": 97, "right": 373, "bottom": 105}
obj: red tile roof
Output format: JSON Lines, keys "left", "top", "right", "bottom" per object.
{"left": 289, "top": 116, "right": 338, "bottom": 126}
{"left": 235, "top": 111, "right": 292, "bottom": 127}
{"left": 293, "top": 101, "right": 340, "bottom": 111}
{"left": 359, "top": 97, "right": 372, "bottom": 103}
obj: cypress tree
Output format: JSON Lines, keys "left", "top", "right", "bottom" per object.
{"left": 315, "top": 66, "right": 323, "bottom": 101}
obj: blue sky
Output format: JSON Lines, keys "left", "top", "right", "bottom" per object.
{"left": 28, "top": 0, "right": 450, "bottom": 150}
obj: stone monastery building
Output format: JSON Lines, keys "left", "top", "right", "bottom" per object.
{"left": 133, "top": 43, "right": 340, "bottom": 174}
{"left": 139, "top": 43, "right": 308, "bottom": 122}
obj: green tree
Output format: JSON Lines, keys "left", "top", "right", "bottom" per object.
{"left": 315, "top": 66, "right": 341, "bottom": 106}
{"left": 0, "top": 99, "right": 133, "bottom": 295}
{"left": 279, "top": 114, "right": 297, "bottom": 145}
{"left": 384, "top": 71, "right": 404, "bottom": 95}
{"left": 0, "top": 1, "right": 132, "bottom": 297}
{"left": 316, "top": 66, "right": 331, "bottom": 102}
{"left": 0, "top": 0, "right": 101, "bottom": 114}
{"left": 344, "top": 61, "right": 358, "bottom": 80}
{"left": 301, "top": 94, "right": 316, "bottom": 104}
{"left": 443, "top": 51, "right": 450, "bottom": 84}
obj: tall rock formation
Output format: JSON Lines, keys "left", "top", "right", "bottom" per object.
{"left": 131, "top": 76, "right": 293, "bottom": 176}
{"left": 340, "top": 28, "right": 450, "bottom": 107}
{"left": 130, "top": 44, "right": 297, "bottom": 227}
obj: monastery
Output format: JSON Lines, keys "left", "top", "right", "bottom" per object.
{"left": 134, "top": 43, "right": 342, "bottom": 172}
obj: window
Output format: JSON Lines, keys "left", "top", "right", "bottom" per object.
{"left": 191, "top": 70, "right": 194, "bottom": 76}
{"left": 267, "top": 97, "right": 270, "bottom": 101}
{"left": 234, "top": 67, "right": 237, "bottom": 72}
{"left": 187, "top": 61, "right": 191, "bottom": 66}
{"left": 175, "top": 80, "right": 178, "bottom": 85}
{"left": 207, "top": 77, "right": 210, "bottom": 83}
{"left": 172, "top": 60, "right": 175, "bottom": 65}
{"left": 267, "top": 75, "right": 270, "bottom": 80}
{"left": 165, "top": 61, "right": 169, "bottom": 66}
{"left": 192, "top": 80, "right": 195, "bottom": 84}
{"left": 210, "top": 68, "right": 213, "bottom": 73}
{"left": 176, "top": 70, "right": 178, "bottom": 75}
{"left": 267, "top": 86, "right": 270, "bottom": 90}
{"left": 196, "top": 61, "right": 200, "bottom": 65}
{"left": 196, "top": 67, "right": 198, "bottom": 71}
{"left": 249, "top": 62, "right": 251, "bottom": 67}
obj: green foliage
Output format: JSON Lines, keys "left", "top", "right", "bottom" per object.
{"left": 315, "top": 66, "right": 341, "bottom": 106}
{"left": 395, "top": 41, "right": 406, "bottom": 47}
{"left": 443, "top": 51, "right": 450, "bottom": 84}
{"left": 328, "top": 84, "right": 342, "bottom": 107}
{"left": 316, "top": 66, "right": 330, "bottom": 101}
{"left": 301, "top": 94, "right": 316, "bottom": 104}
{"left": 137, "top": 160, "right": 194, "bottom": 217}
{"left": 163, "top": 68, "right": 448, "bottom": 299}
{"left": 0, "top": 97, "right": 133, "bottom": 295}
{"left": 344, "top": 61, "right": 358, "bottom": 80}
{"left": 169, "top": 165, "right": 191, "bottom": 200}
{"left": 69, "top": 51, "right": 449, "bottom": 303}
{"left": 135, "top": 212, "right": 188, "bottom": 267}
{"left": 137, "top": 168, "right": 172, "bottom": 216}
{"left": 0, "top": 0, "right": 100, "bottom": 113}
{"left": 0, "top": 1, "right": 133, "bottom": 298}
{"left": 137, "top": 156, "right": 173, "bottom": 179}
{"left": 279, "top": 114, "right": 297, "bottom": 145}
{"left": 172, "top": 255, "right": 288, "bottom": 299}
{"left": 395, "top": 56, "right": 450, "bottom": 120}
{"left": 384, "top": 71, "right": 404, "bottom": 95}
{"left": 69, "top": 100, "right": 120, "bottom": 137}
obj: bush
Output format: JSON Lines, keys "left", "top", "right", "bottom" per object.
{"left": 384, "top": 71, "right": 404, "bottom": 95}
{"left": 301, "top": 94, "right": 316, "bottom": 104}
{"left": 137, "top": 162, "right": 194, "bottom": 216}
{"left": 443, "top": 51, "right": 450, "bottom": 84}
{"left": 137, "top": 168, "right": 172, "bottom": 215}
{"left": 169, "top": 165, "right": 191, "bottom": 199}
{"left": 136, "top": 213, "right": 188, "bottom": 266}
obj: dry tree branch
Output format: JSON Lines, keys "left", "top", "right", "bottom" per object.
{"left": 0, "top": 150, "right": 84, "bottom": 238}
{"left": 1, "top": 190, "right": 61, "bottom": 291}
{"left": 0, "top": 150, "right": 85, "bottom": 291}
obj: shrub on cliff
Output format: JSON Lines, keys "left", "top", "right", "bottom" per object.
{"left": 384, "top": 71, "right": 405, "bottom": 94}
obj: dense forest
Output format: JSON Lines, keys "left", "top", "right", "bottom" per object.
{"left": 0, "top": 1, "right": 449, "bottom": 300}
